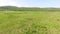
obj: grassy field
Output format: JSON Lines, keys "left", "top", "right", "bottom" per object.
{"left": 0, "top": 11, "right": 60, "bottom": 34}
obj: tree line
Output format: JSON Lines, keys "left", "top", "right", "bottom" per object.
{"left": 0, "top": 6, "right": 60, "bottom": 11}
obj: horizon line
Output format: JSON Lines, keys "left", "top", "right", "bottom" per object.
{"left": 0, "top": 5, "right": 60, "bottom": 8}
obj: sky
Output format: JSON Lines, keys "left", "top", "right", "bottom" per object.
{"left": 0, "top": 0, "right": 60, "bottom": 8}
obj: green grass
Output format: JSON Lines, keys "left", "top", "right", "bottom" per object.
{"left": 0, "top": 11, "right": 60, "bottom": 34}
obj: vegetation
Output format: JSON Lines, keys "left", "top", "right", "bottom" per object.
{"left": 0, "top": 6, "right": 60, "bottom": 11}
{"left": 0, "top": 6, "right": 60, "bottom": 34}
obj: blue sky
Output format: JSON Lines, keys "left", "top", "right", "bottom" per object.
{"left": 0, "top": 0, "right": 60, "bottom": 8}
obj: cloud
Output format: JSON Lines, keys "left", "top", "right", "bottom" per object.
{"left": 0, "top": 0, "right": 35, "bottom": 7}
{"left": 0, "top": 0, "right": 40, "bottom": 7}
{"left": 0, "top": 0, "right": 22, "bottom": 7}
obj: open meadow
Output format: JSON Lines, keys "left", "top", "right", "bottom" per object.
{"left": 0, "top": 11, "right": 60, "bottom": 34}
